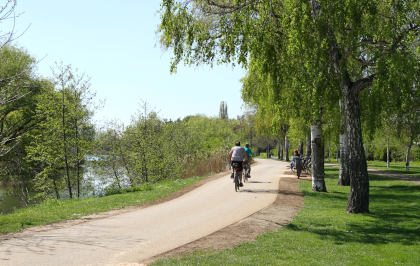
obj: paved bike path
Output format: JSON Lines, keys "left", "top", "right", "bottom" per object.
{"left": 0, "top": 159, "right": 288, "bottom": 265}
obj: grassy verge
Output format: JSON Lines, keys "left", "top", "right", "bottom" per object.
{"left": 367, "top": 161, "right": 420, "bottom": 178}
{"left": 0, "top": 176, "right": 208, "bottom": 235}
{"left": 152, "top": 166, "right": 420, "bottom": 265}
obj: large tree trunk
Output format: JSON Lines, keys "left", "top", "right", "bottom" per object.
{"left": 327, "top": 17, "right": 371, "bottom": 212}
{"left": 338, "top": 99, "right": 350, "bottom": 186}
{"left": 311, "top": 118, "right": 326, "bottom": 192}
{"left": 285, "top": 135, "right": 289, "bottom": 162}
{"left": 344, "top": 81, "right": 369, "bottom": 213}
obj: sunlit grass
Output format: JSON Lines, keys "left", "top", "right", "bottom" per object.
{"left": 152, "top": 166, "right": 420, "bottom": 265}
{"left": 0, "top": 176, "right": 207, "bottom": 234}
{"left": 367, "top": 160, "right": 420, "bottom": 178}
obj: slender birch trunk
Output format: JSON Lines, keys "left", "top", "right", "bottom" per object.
{"left": 285, "top": 135, "right": 289, "bottom": 162}
{"left": 280, "top": 139, "right": 284, "bottom": 160}
{"left": 62, "top": 88, "right": 72, "bottom": 199}
{"left": 405, "top": 134, "right": 413, "bottom": 171}
{"left": 335, "top": 147, "right": 338, "bottom": 162}
{"left": 311, "top": 117, "right": 326, "bottom": 192}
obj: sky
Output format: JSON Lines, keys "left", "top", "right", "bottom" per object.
{"left": 8, "top": 1, "right": 247, "bottom": 125}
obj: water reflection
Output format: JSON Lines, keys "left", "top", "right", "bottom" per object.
{"left": 0, "top": 156, "right": 129, "bottom": 214}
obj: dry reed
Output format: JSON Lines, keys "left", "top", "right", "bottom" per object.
{"left": 182, "top": 149, "right": 229, "bottom": 179}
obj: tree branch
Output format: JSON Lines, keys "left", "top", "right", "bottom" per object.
{"left": 352, "top": 56, "right": 376, "bottom": 67}
{"left": 352, "top": 73, "right": 377, "bottom": 95}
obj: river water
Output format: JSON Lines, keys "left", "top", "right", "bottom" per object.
{"left": 0, "top": 156, "right": 125, "bottom": 214}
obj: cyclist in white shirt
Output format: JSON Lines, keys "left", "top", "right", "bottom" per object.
{"left": 228, "top": 141, "right": 248, "bottom": 187}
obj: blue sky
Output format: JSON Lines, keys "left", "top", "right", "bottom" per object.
{"left": 10, "top": 1, "right": 247, "bottom": 125}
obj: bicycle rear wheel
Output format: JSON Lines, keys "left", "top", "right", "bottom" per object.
{"left": 234, "top": 172, "right": 240, "bottom": 191}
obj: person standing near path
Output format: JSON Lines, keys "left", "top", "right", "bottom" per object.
{"left": 294, "top": 149, "right": 303, "bottom": 178}
{"left": 244, "top": 143, "right": 253, "bottom": 178}
{"left": 229, "top": 141, "right": 248, "bottom": 187}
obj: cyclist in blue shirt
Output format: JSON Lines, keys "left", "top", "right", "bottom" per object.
{"left": 244, "top": 143, "right": 253, "bottom": 178}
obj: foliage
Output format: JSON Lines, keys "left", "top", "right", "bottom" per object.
{"left": 0, "top": 46, "right": 48, "bottom": 205}
{"left": 158, "top": 0, "right": 420, "bottom": 213}
{"left": 91, "top": 104, "right": 262, "bottom": 190}
{"left": 26, "top": 62, "right": 97, "bottom": 199}
{"left": 0, "top": 1, "right": 38, "bottom": 156}
{"left": 0, "top": 46, "right": 45, "bottom": 156}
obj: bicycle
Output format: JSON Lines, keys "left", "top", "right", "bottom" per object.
{"left": 242, "top": 162, "right": 250, "bottom": 182}
{"left": 302, "top": 158, "right": 312, "bottom": 174}
{"left": 232, "top": 162, "right": 241, "bottom": 192}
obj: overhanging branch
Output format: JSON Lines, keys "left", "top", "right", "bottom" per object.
{"left": 352, "top": 73, "right": 377, "bottom": 95}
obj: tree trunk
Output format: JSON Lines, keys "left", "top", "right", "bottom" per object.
{"left": 311, "top": 118, "right": 326, "bottom": 192}
{"left": 299, "top": 140, "right": 304, "bottom": 155}
{"left": 112, "top": 156, "right": 122, "bottom": 189}
{"left": 405, "top": 134, "right": 414, "bottom": 171}
{"left": 338, "top": 99, "right": 350, "bottom": 186}
{"left": 53, "top": 178, "right": 60, "bottom": 199}
{"left": 285, "top": 135, "right": 289, "bottom": 162}
{"left": 365, "top": 144, "right": 368, "bottom": 161}
{"left": 387, "top": 141, "right": 390, "bottom": 168}
{"left": 267, "top": 140, "right": 270, "bottom": 158}
{"left": 344, "top": 82, "right": 369, "bottom": 214}
{"left": 75, "top": 116, "right": 80, "bottom": 199}
{"left": 280, "top": 140, "right": 284, "bottom": 160}
{"left": 277, "top": 137, "right": 281, "bottom": 159}
{"left": 305, "top": 132, "right": 311, "bottom": 161}
{"left": 62, "top": 90, "right": 72, "bottom": 199}
{"left": 335, "top": 147, "right": 338, "bottom": 162}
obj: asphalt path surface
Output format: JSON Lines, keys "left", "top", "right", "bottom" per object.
{"left": 0, "top": 159, "right": 288, "bottom": 265}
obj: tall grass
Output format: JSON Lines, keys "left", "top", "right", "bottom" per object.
{"left": 183, "top": 149, "right": 229, "bottom": 179}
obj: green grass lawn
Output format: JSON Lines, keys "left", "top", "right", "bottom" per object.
{"left": 0, "top": 177, "right": 207, "bottom": 234}
{"left": 151, "top": 166, "right": 420, "bottom": 266}
{"left": 367, "top": 161, "right": 420, "bottom": 178}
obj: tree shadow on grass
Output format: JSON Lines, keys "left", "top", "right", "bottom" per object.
{"left": 288, "top": 182, "right": 420, "bottom": 246}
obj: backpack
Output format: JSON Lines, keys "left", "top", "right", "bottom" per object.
{"left": 232, "top": 162, "right": 242, "bottom": 170}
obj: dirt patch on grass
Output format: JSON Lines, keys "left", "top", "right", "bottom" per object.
{"left": 141, "top": 169, "right": 306, "bottom": 265}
